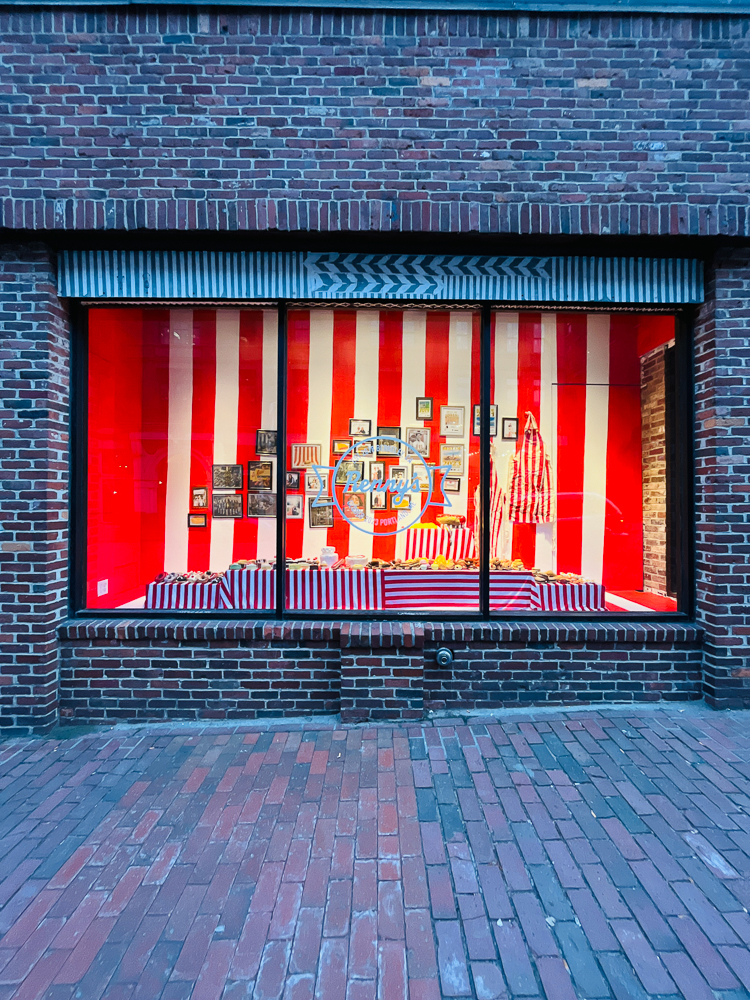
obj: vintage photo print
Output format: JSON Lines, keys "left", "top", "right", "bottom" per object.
{"left": 405, "top": 426, "right": 431, "bottom": 457}
{"left": 370, "top": 491, "right": 387, "bottom": 510}
{"left": 343, "top": 494, "right": 366, "bottom": 522}
{"left": 247, "top": 461, "right": 273, "bottom": 492}
{"left": 334, "top": 460, "right": 364, "bottom": 486}
{"left": 256, "top": 429, "right": 277, "bottom": 455}
{"left": 443, "top": 477, "right": 461, "bottom": 493}
{"left": 416, "top": 397, "right": 433, "bottom": 421}
{"left": 192, "top": 487, "right": 208, "bottom": 509}
{"left": 306, "top": 470, "right": 329, "bottom": 494}
{"left": 286, "top": 495, "right": 304, "bottom": 519}
{"left": 291, "top": 443, "right": 322, "bottom": 469}
{"left": 501, "top": 417, "right": 519, "bottom": 441}
{"left": 212, "top": 464, "right": 243, "bottom": 490}
{"left": 376, "top": 427, "right": 401, "bottom": 456}
{"left": 348, "top": 418, "right": 371, "bottom": 436}
{"left": 388, "top": 465, "right": 408, "bottom": 486}
{"left": 440, "top": 405, "right": 465, "bottom": 437}
{"left": 212, "top": 493, "right": 243, "bottom": 518}
{"left": 247, "top": 493, "right": 277, "bottom": 518}
{"left": 391, "top": 493, "right": 412, "bottom": 511}
{"left": 472, "top": 404, "right": 498, "bottom": 437}
{"left": 285, "top": 471, "right": 301, "bottom": 490}
{"left": 309, "top": 499, "right": 334, "bottom": 528}
{"left": 411, "top": 463, "right": 432, "bottom": 491}
{"left": 439, "top": 444, "right": 465, "bottom": 476}
{"left": 352, "top": 438, "right": 374, "bottom": 458}
{"left": 369, "top": 461, "right": 386, "bottom": 483}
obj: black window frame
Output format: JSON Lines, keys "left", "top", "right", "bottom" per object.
{"left": 69, "top": 299, "right": 695, "bottom": 621}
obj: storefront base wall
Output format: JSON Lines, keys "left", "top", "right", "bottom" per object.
{"left": 58, "top": 621, "right": 702, "bottom": 725}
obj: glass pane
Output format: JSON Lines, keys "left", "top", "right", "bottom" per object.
{"left": 487, "top": 310, "right": 678, "bottom": 614}
{"left": 86, "top": 307, "right": 278, "bottom": 611}
{"left": 285, "top": 308, "right": 480, "bottom": 612}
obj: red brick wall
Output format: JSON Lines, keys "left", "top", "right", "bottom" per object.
{"left": 0, "top": 12, "right": 747, "bottom": 236}
{"left": 0, "top": 245, "right": 70, "bottom": 733}
{"left": 641, "top": 346, "right": 672, "bottom": 597}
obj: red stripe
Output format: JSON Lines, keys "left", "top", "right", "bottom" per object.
{"left": 419, "top": 311, "right": 450, "bottom": 530}
{"left": 328, "top": 311, "right": 358, "bottom": 557}
{"left": 512, "top": 313, "right": 542, "bottom": 567}
{"left": 139, "top": 310, "right": 171, "bottom": 590}
{"left": 87, "top": 308, "right": 145, "bottom": 608}
{"left": 285, "top": 310, "right": 310, "bottom": 567}
{"left": 372, "top": 310, "right": 403, "bottom": 561}
{"left": 467, "top": 312, "right": 481, "bottom": 542}
{"left": 233, "top": 310, "right": 265, "bottom": 561}
{"left": 187, "top": 310, "right": 216, "bottom": 572}
{"left": 555, "top": 314, "right": 587, "bottom": 575}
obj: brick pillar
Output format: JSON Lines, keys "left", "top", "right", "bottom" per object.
{"left": 694, "top": 248, "right": 750, "bottom": 707}
{"left": 340, "top": 622, "right": 424, "bottom": 723}
{"left": 0, "top": 244, "right": 69, "bottom": 733}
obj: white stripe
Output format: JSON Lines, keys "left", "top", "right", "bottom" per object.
{"left": 535, "top": 311, "right": 557, "bottom": 573}
{"left": 209, "top": 310, "right": 241, "bottom": 572}
{"left": 351, "top": 310, "right": 381, "bottom": 560}
{"left": 605, "top": 591, "right": 651, "bottom": 612}
{"left": 396, "top": 311, "right": 427, "bottom": 559}
{"left": 581, "top": 314, "right": 610, "bottom": 583}
{"left": 493, "top": 312, "right": 518, "bottom": 560}
{"left": 257, "top": 310, "right": 278, "bottom": 561}
{"left": 163, "top": 309, "right": 194, "bottom": 573}
{"left": 302, "top": 310, "right": 334, "bottom": 559}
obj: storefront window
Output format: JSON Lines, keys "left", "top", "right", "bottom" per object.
{"left": 83, "top": 304, "right": 680, "bottom": 616}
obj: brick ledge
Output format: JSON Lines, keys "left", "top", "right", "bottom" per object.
{"left": 59, "top": 618, "right": 703, "bottom": 645}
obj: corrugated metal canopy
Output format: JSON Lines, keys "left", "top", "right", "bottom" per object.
{"left": 58, "top": 250, "right": 704, "bottom": 304}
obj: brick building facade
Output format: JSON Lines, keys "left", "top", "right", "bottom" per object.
{"left": 0, "top": 6, "right": 749, "bottom": 733}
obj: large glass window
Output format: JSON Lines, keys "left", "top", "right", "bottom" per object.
{"left": 83, "top": 305, "right": 681, "bottom": 616}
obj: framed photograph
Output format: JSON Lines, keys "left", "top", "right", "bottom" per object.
{"left": 188, "top": 512, "right": 207, "bottom": 527}
{"left": 416, "top": 397, "right": 433, "bottom": 421}
{"left": 306, "top": 470, "right": 329, "bottom": 494}
{"left": 213, "top": 464, "right": 243, "bottom": 490}
{"left": 440, "top": 444, "right": 465, "bottom": 476}
{"left": 286, "top": 495, "right": 304, "bottom": 519}
{"left": 256, "top": 429, "right": 277, "bottom": 455}
{"left": 192, "top": 487, "right": 208, "bottom": 509}
{"left": 472, "top": 404, "right": 498, "bottom": 437}
{"left": 389, "top": 465, "right": 408, "bottom": 486}
{"left": 353, "top": 438, "right": 374, "bottom": 458}
{"left": 332, "top": 439, "right": 351, "bottom": 455}
{"left": 377, "top": 427, "right": 401, "bottom": 456}
{"left": 440, "top": 405, "right": 465, "bottom": 437}
{"left": 286, "top": 471, "right": 300, "bottom": 490}
{"left": 369, "top": 461, "right": 386, "bottom": 483}
{"left": 309, "top": 499, "right": 334, "bottom": 528}
{"left": 349, "top": 418, "right": 371, "bottom": 436}
{"left": 247, "top": 461, "right": 273, "bottom": 492}
{"left": 502, "top": 417, "right": 519, "bottom": 441}
{"left": 291, "top": 443, "right": 322, "bottom": 469}
{"left": 412, "top": 463, "right": 432, "bottom": 491}
{"left": 391, "top": 493, "right": 412, "bottom": 511}
{"left": 213, "top": 493, "right": 243, "bottom": 518}
{"left": 247, "top": 493, "right": 277, "bottom": 518}
{"left": 335, "top": 460, "right": 364, "bottom": 486}
{"left": 371, "top": 491, "right": 387, "bottom": 510}
{"left": 443, "top": 477, "right": 461, "bottom": 493}
{"left": 405, "top": 427, "right": 431, "bottom": 457}
{"left": 343, "top": 494, "right": 366, "bottom": 522}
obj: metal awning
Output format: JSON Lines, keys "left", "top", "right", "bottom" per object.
{"left": 58, "top": 250, "right": 704, "bottom": 304}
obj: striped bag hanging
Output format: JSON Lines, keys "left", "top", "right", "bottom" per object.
{"left": 506, "top": 412, "right": 554, "bottom": 524}
{"left": 474, "top": 444, "right": 506, "bottom": 558}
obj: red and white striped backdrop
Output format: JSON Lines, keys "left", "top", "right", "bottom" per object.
{"left": 89, "top": 307, "right": 673, "bottom": 609}
{"left": 145, "top": 582, "right": 226, "bottom": 610}
{"left": 404, "top": 528, "right": 476, "bottom": 562}
{"left": 533, "top": 582, "right": 606, "bottom": 612}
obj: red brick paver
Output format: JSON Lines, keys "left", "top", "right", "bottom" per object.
{"left": 1, "top": 706, "right": 750, "bottom": 998}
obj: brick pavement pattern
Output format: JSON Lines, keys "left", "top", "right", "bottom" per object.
{"left": 2, "top": 706, "right": 750, "bottom": 1000}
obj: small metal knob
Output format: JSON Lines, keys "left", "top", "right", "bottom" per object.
{"left": 436, "top": 647, "right": 454, "bottom": 667}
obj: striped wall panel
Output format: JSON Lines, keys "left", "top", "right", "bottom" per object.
{"left": 58, "top": 251, "right": 704, "bottom": 304}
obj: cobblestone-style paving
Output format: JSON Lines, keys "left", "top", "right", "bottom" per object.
{"left": 2, "top": 707, "right": 750, "bottom": 999}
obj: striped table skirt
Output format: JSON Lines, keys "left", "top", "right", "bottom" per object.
{"left": 145, "top": 582, "right": 227, "bottom": 610}
{"left": 533, "top": 582, "right": 606, "bottom": 612}
{"left": 404, "top": 528, "right": 476, "bottom": 562}
{"left": 223, "top": 569, "right": 385, "bottom": 611}
{"left": 221, "top": 569, "right": 276, "bottom": 611}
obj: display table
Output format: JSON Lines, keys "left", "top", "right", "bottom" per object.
{"left": 146, "top": 569, "right": 606, "bottom": 612}
{"left": 404, "top": 528, "right": 476, "bottom": 561}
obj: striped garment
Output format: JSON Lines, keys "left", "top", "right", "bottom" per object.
{"left": 506, "top": 412, "right": 554, "bottom": 524}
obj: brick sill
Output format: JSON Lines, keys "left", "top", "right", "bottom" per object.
{"left": 59, "top": 618, "right": 703, "bottom": 646}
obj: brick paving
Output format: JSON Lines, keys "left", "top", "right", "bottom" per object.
{"left": 1, "top": 707, "right": 750, "bottom": 999}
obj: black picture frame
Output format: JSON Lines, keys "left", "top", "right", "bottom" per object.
{"left": 192, "top": 487, "right": 208, "bottom": 509}
{"left": 377, "top": 427, "right": 401, "bottom": 456}
{"left": 473, "top": 404, "right": 497, "bottom": 437}
{"left": 348, "top": 418, "right": 371, "bottom": 436}
{"left": 212, "top": 464, "right": 243, "bottom": 490}
{"left": 416, "top": 397, "right": 433, "bottom": 421}
{"left": 501, "top": 417, "right": 519, "bottom": 441}
{"left": 247, "top": 493, "right": 277, "bottom": 518}
{"left": 188, "top": 512, "right": 207, "bottom": 527}
{"left": 285, "top": 471, "right": 300, "bottom": 490}
{"left": 334, "top": 460, "right": 364, "bottom": 486}
{"left": 212, "top": 493, "right": 243, "bottom": 518}
{"left": 256, "top": 429, "right": 277, "bottom": 455}
{"left": 309, "top": 498, "right": 334, "bottom": 528}
{"left": 247, "top": 460, "right": 274, "bottom": 491}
